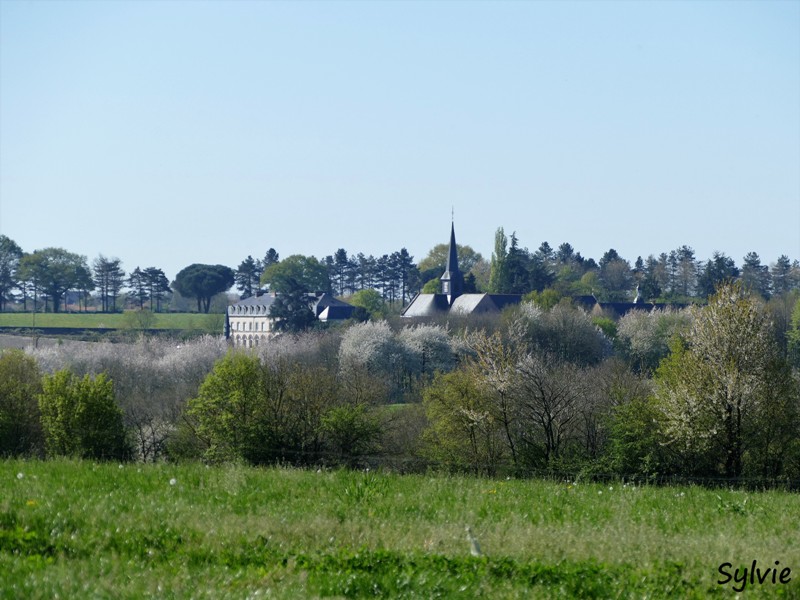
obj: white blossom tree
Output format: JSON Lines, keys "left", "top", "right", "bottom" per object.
{"left": 655, "top": 283, "right": 798, "bottom": 478}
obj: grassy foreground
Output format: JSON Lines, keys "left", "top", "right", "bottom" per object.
{"left": 2, "top": 460, "right": 799, "bottom": 599}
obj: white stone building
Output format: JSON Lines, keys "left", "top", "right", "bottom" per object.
{"left": 225, "top": 292, "right": 355, "bottom": 347}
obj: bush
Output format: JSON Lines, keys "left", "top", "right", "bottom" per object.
{"left": 0, "top": 350, "right": 43, "bottom": 456}
{"left": 506, "top": 301, "right": 609, "bottom": 366}
{"left": 321, "top": 404, "right": 382, "bottom": 464}
{"left": 31, "top": 335, "right": 227, "bottom": 461}
{"left": 39, "top": 370, "right": 131, "bottom": 460}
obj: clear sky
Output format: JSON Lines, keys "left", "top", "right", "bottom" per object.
{"left": 1, "top": 0, "right": 798, "bottom": 281}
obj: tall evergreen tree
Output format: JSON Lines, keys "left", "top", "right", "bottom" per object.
{"left": 235, "top": 256, "right": 262, "bottom": 299}
{"left": 127, "top": 267, "right": 149, "bottom": 309}
{"left": 92, "top": 256, "right": 125, "bottom": 312}
{"left": 674, "top": 246, "right": 697, "bottom": 298}
{"left": 0, "top": 235, "right": 22, "bottom": 311}
{"left": 331, "top": 249, "right": 350, "bottom": 296}
{"left": 392, "top": 248, "right": 416, "bottom": 305}
{"left": 143, "top": 267, "right": 171, "bottom": 312}
{"left": 639, "top": 255, "right": 662, "bottom": 301}
{"left": 697, "top": 252, "right": 739, "bottom": 299}
{"left": 505, "top": 233, "right": 530, "bottom": 294}
{"left": 770, "top": 255, "right": 794, "bottom": 296}
{"left": 741, "top": 252, "right": 771, "bottom": 299}
{"left": 268, "top": 277, "right": 316, "bottom": 333}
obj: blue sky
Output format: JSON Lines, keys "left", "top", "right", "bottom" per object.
{"left": 1, "top": 0, "right": 798, "bottom": 280}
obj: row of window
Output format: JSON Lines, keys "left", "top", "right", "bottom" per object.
{"left": 233, "top": 334, "right": 267, "bottom": 348}
{"left": 230, "top": 319, "right": 271, "bottom": 332}
{"left": 229, "top": 304, "right": 270, "bottom": 316}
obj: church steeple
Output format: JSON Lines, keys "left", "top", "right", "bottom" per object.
{"left": 440, "top": 220, "right": 463, "bottom": 305}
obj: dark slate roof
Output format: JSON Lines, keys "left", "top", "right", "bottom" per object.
{"left": 400, "top": 293, "right": 452, "bottom": 317}
{"left": 230, "top": 292, "right": 354, "bottom": 321}
{"left": 229, "top": 294, "right": 278, "bottom": 311}
{"left": 318, "top": 305, "right": 356, "bottom": 321}
{"left": 572, "top": 295, "right": 687, "bottom": 316}
{"left": 486, "top": 294, "right": 524, "bottom": 311}
{"left": 402, "top": 293, "right": 523, "bottom": 317}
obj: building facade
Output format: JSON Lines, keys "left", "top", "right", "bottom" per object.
{"left": 226, "top": 291, "right": 355, "bottom": 347}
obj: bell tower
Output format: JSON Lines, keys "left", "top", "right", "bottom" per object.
{"left": 440, "top": 221, "right": 463, "bottom": 306}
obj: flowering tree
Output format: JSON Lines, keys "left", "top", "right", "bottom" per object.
{"left": 655, "top": 283, "right": 798, "bottom": 478}
{"left": 31, "top": 335, "right": 227, "bottom": 461}
{"left": 422, "top": 369, "right": 508, "bottom": 475}
{"left": 506, "top": 301, "right": 609, "bottom": 366}
{"left": 616, "top": 307, "right": 691, "bottom": 373}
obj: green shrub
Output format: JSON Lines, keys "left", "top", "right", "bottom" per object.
{"left": 39, "top": 370, "right": 131, "bottom": 460}
{"left": 321, "top": 403, "right": 382, "bottom": 464}
{"left": 0, "top": 349, "right": 43, "bottom": 456}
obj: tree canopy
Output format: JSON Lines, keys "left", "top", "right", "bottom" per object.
{"left": 18, "top": 248, "right": 90, "bottom": 313}
{"left": 261, "top": 255, "right": 330, "bottom": 293}
{"left": 172, "top": 264, "right": 234, "bottom": 313}
{"left": 0, "top": 236, "right": 23, "bottom": 311}
{"left": 654, "top": 283, "right": 797, "bottom": 478}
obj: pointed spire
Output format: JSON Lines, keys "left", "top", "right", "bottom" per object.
{"left": 446, "top": 221, "right": 459, "bottom": 275}
{"left": 441, "top": 220, "right": 463, "bottom": 305}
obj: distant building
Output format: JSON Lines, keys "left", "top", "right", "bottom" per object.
{"left": 403, "top": 223, "right": 680, "bottom": 320}
{"left": 402, "top": 222, "right": 523, "bottom": 318}
{"left": 572, "top": 295, "right": 686, "bottom": 317}
{"left": 226, "top": 291, "right": 355, "bottom": 347}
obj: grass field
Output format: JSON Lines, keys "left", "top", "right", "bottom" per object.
{"left": 0, "top": 312, "right": 223, "bottom": 331}
{"left": 2, "top": 460, "right": 799, "bottom": 599}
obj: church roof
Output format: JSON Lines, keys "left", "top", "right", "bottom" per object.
{"left": 450, "top": 294, "right": 498, "bottom": 315}
{"left": 401, "top": 292, "right": 523, "bottom": 317}
{"left": 400, "top": 293, "right": 452, "bottom": 317}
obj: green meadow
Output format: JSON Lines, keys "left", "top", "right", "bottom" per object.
{"left": 0, "top": 312, "right": 221, "bottom": 331}
{"left": 2, "top": 460, "right": 798, "bottom": 599}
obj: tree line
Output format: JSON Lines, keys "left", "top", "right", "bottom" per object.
{"left": 2, "top": 282, "right": 800, "bottom": 485}
{"left": 1, "top": 229, "right": 799, "bottom": 316}
{"left": 485, "top": 227, "right": 800, "bottom": 303}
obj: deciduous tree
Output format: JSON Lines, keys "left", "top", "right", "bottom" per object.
{"left": 39, "top": 370, "right": 131, "bottom": 460}
{"left": 488, "top": 227, "right": 509, "bottom": 294}
{"left": 0, "top": 350, "right": 42, "bottom": 456}
{"left": 654, "top": 283, "right": 798, "bottom": 478}
{"left": 261, "top": 255, "right": 330, "bottom": 293}
{"left": 18, "top": 248, "right": 90, "bottom": 313}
